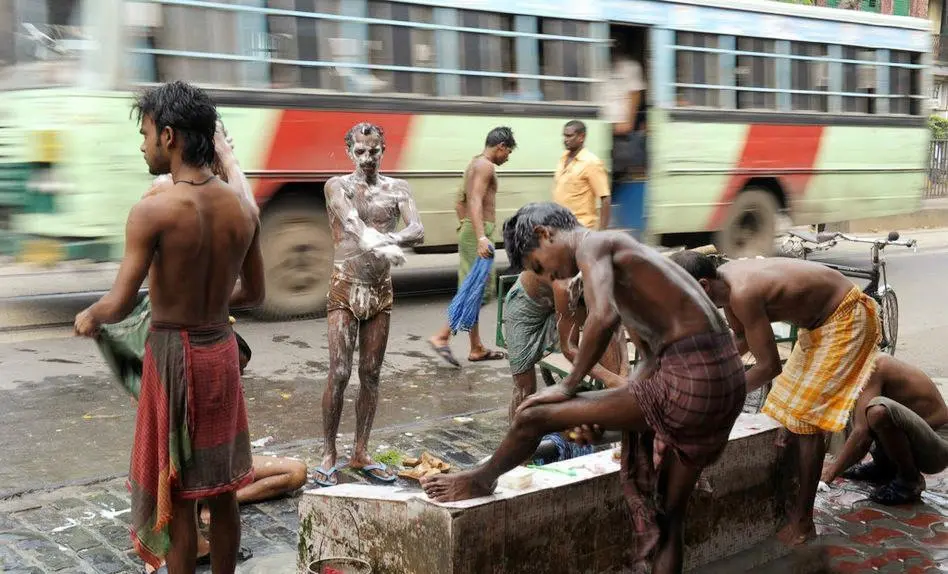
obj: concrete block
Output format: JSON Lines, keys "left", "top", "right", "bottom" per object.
{"left": 298, "top": 413, "right": 797, "bottom": 574}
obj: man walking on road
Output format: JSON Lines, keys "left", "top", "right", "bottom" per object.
{"left": 429, "top": 126, "right": 516, "bottom": 367}
{"left": 74, "top": 81, "right": 265, "bottom": 574}
{"left": 315, "top": 122, "right": 424, "bottom": 487}
{"left": 552, "top": 120, "right": 611, "bottom": 230}
{"left": 671, "top": 251, "right": 881, "bottom": 547}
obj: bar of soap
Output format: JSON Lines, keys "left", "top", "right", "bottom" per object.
{"left": 498, "top": 467, "right": 534, "bottom": 490}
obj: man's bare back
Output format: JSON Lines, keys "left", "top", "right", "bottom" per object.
{"left": 873, "top": 356, "right": 948, "bottom": 427}
{"left": 145, "top": 179, "right": 258, "bottom": 326}
{"left": 455, "top": 156, "right": 497, "bottom": 223}
{"left": 577, "top": 233, "right": 727, "bottom": 356}
{"left": 720, "top": 258, "right": 853, "bottom": 330}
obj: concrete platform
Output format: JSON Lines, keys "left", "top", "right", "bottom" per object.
{"left": 297, "top": 413, "right": 797, "bottom": 574}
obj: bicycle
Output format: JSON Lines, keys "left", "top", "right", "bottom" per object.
{"left": 778, "top": 229, "right": 918, "bottom": 355}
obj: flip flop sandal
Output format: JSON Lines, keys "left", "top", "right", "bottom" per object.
{"left": 469, "top": 349, "right": 507, "bottom": 362}
{"left": 429, "top": 342, "right": 461, "bottom": 368}
{"left": 869, "top": 478, "right": 924, "bottom": 506}
{"left": 842, "top": 461, "right": 896, "bottom": 484}
{"left": 356, "top": 462, "right": 397, "bottom": 483}
{"left": 142, "top": 566, "right": 168, "bottom": 574}
{"left": 313, "top": 464, "right": 345, "bottom": 487}
{"left": 195, "top": 546, "right": 253, "bottom": 566}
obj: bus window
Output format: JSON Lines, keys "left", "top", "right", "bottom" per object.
{"left": 540, "top": 18, "right": 594, "bottom": 102}
{"left": 675, "top": 32, "right": 720, "bottom": 108}
{"left": 149, "top": 3, "right": 243, "bottom": 87}
{"left": 790, "top": 42, "right": 829, "bottom": 113}
{"left": 843, "top": 47, "right": 877, "bottom": 114}
{"left": 458, "top": 10, "right": 514, "bottom": 99}
{"left": 368, "top": 1, "right": 436, "bottom": 96}
{"left": 889, "top": 50, "right": 924, "bottom": 116}
{"left": 267, "top": 0, "right": 343, "bottom": 91}
{"left": 736, "top": 37, "right": 776, "bottom": 110}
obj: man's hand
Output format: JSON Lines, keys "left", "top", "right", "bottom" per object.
{"left": 477, "top": 236, "right": 493, "bottom": 259}
{"left": 568, "top": 424, "right": 603, "bottom": 446}
{"left": 516, "top": 383, "right": 573, "bottom": 414}
{"left": 74, "top": 308, "right": 100, "bottom": 338}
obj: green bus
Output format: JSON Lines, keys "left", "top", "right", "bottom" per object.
{"left": 0, "top": 0, "right": 931, "bottom": 317}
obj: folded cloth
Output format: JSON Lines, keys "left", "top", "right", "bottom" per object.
{"left": 762, "top": 287, "right": 882, "bottom": 434}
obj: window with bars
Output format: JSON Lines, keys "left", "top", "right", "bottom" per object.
{"left": 889, "top": 50, "right": 923, "bottom": 116}
{"left": 736, "top": 37, "right": 777, "bottom": 110}
{"left": 368, "top": 1, "right": 436, "bottom": 96}
{"left": 538, "top": 18, "right": 594, "bottom": 103}
{"left": 790, "top": 42, "right": 828, "bottom": 112}
{"left": 675, "top": 32, "right": 720, "bottom": 108}
{"left": 842, "top": 46, "right": 876, "bottom": 114}
{"left": 458, "top": 10, "right": 515, "bottom": 99}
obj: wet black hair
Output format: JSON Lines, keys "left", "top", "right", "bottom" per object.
{"left": 669, "top": 250, "right": 718, "bottom": 281}
{"left": 564, "top": 120, "right": 586, "bottom": 134}
{"left": 485, "top": 126, "right": 517, "bottom": 149}
{"left": 345, "top": 122, "right": 386, "bottom": 150}
{"left": 503, "top": 202, "right": 581, "bottom": 270}
{"left": 132, "top": 80, "right": 219, "bottom": 168}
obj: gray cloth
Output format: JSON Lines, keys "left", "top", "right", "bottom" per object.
{"left": 502, "top": 277, "right": 558, "bottom": 375}
{"left": 868, "top": 396, "right": 948, "bottom": 474}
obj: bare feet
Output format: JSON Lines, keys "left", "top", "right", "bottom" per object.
{"left": 349, "top": 452, "right": 397, "bottom": 482}
{"left": 421, "top": 470, "right": 496, "bottom": 502}
{"left": 776, "top": 518, "right": 816, "bottom": 546}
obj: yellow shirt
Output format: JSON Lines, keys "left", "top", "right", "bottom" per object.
{"left": 552, "top": 148, "right": 610, "bottom": 229}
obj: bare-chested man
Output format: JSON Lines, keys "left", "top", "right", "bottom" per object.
{"left": 422, "top": 203, "right": 746, "bottom": 574}
{"left": 74, "top": 81, "right": 264, "bottom": 574}
{"left": 671, "top": 251, "right": 881, "bottom": 546}
{"left": 428, "top": 127, "right": 516, "bottom": 367}
{"left": 314, "top": 123, "right": 424, "bottom": 487}
{"left": 822, "top": 354, "right": 948, "bottom": 504}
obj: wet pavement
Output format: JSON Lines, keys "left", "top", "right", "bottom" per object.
{"left": 0, "top": 405, "right": 945, "bottom": 573}
{"left": 0, "top": 291, "right": 512, "bottom": 497}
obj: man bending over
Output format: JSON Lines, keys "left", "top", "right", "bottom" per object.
{"left": 422, "top": 203, "right": 746, "bottom": 574}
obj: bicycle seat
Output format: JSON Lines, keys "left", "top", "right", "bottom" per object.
{"left": 787, "top": 229, "right": 837, "bottom": 244}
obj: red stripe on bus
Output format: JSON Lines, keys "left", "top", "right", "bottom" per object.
{"left": 255, "top": 110, "right": 414, "bottom": 202}
{"left": 709, "top": 124, "right": 824, "bottom": 229}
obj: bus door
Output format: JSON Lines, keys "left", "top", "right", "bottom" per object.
{"left": 605, "top": 23, "right": 649, "bottom": 240}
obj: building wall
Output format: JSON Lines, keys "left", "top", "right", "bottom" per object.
{"left": 790, "top": 0, "right": 927, "bottom": 17}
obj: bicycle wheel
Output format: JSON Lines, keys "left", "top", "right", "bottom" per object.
{"left": 878, "top": 288, "right": 899, "bottom": 355}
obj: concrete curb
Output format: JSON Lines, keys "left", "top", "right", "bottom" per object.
{"left": 830, "top": 199, "right": 948, "bottom": 233}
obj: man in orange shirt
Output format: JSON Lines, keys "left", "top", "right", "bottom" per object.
{"left": 552, "top": 120, "right": 611, "bottom": 230}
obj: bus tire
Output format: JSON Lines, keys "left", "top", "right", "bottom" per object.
{"left": 254, "top": 198, "right": 333, "bottom": 320}
{"left": 713, "top": 188, "right": 781, "bottom": 258}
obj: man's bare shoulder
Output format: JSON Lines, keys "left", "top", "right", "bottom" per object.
{"left": 380, "top": 175, "right": 411, "bottom": 195}
{"left": 325, "top": 174, "right": 352, "bottom": 195}
{"left": 470, "top": 156, "right": 496, "bottom": 176}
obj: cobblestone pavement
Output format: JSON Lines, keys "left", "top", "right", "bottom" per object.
{"left": 1, "top": 406, "right": 946, "bottom": 573}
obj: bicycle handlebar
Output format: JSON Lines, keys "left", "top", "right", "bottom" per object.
{"left": 832, "top": 232, "right": 917, "bottom": 249}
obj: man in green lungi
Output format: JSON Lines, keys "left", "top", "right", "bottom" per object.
{"left": 429, "top": 127, "right": 517, "bottom": 367}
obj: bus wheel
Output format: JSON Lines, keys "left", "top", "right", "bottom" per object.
{"left": 713, "top": 188, "right": 781, "bottom": 258}
{"left": 254, "top": 199, "right": 333, "bottom": 320}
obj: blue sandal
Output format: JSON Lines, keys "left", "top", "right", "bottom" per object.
{"left": 313, "top": 464, "right": 345, "bottom": 487}
{"left": 357, "top": 462, "right": 397, "bottom": 483}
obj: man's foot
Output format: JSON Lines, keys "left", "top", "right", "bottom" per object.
{"left": 468, "top": 349, "right": 506, "bottom": 362}
{"left": 420, "top": 470, "right": 496, "bottom": 502}
{"left": 428, "top": 337, "right": 460, "bottom": 368}
{"left": 869, "top": 476, "right": 924, "bottom": 506}
{"left": 776, "top": 518, "right": 816, "bottom": 546}
{"left": 841, "top": 461, "right": 897, "bottom": 484}
{"left": 350, "top": 454, "right": 397, "bottom": 483}
{"left": 313, "top": 460, "right": 346, "bottom": 488}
